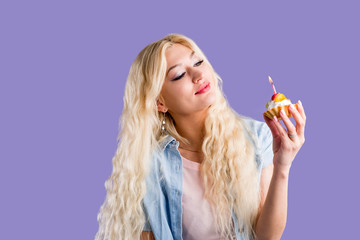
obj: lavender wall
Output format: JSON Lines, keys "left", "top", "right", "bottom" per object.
{"left": 1, "top": 1, "right": 359, "bottom": 239}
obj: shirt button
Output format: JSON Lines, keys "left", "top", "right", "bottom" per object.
{"left": 176, "top": 191, "right": 180, "bottom": 197}
{"left": 176, "top": 165, "right": 179, "bottom": 171}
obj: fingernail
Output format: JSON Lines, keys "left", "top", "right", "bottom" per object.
{"left": 289, "top": 104, "right": 295, "bottom": 110}
{"left": 298, "top": 100, "right": 302, "bottom": 106}
{"left": 273, "top": 115, "right": 278, "bottom": 121}
{"left": 280, "top": 109, "right": 285, "bottom": 116}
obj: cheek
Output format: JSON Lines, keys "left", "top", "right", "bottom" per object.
{"left": 162, "top": 83, "right": 193, "bottom": 106}
{"left": 202, "top": 66, "right": 214, "bottom": 82}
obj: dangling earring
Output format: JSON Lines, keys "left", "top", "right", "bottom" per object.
{"left": 161, "top": 111, "right": 167, "bottom": 134}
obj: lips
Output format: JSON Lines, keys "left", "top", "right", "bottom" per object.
{"left": 195, "top": 81, "right": 210, "bottom": 95}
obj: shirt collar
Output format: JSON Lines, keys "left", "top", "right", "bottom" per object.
{"left": 159, "top": 134, "right": 178, "bottom": 152}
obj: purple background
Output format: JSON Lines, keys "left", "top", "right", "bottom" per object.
{"left": 1, "top": 1, "right": 359, "bottom": 239}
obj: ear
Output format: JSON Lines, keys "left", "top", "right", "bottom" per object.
{"left": 156, "top": 98, "right": 168, "bottom": 112}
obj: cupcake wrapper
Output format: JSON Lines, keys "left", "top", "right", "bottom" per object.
{"left": 263, "top": 105, "right": 292, "bottom": 120}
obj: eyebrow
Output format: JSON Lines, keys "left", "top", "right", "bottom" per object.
{"left": 166, "top": 51, "right": 195, "bottom": 77}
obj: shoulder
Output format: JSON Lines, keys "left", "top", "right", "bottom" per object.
{"left": 239, "top": 115, "right": 274, "bottom": 170}
{"left": 239, "top": 115, "right": 269, "bottom": 135}
{"left": 240, "top": 116, "right": 271, "bottom": 146}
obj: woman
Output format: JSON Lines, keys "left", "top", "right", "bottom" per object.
{"left": 95, "top": 33, "right": 306, "bottom": 240}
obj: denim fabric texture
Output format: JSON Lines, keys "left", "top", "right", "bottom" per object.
{"left": 142, "top": 116, "right": 274, "bottom": 240}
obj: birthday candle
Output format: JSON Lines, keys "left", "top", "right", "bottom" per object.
{"left": 268, "top": 76, "right": 277, "bottom": 94}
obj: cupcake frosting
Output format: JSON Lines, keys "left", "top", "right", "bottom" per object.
{"left": 266, "top": 99, "right": 292, "bottom": 110}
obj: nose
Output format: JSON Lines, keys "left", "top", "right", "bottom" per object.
{"left": 191, "top": 68, "right": 204, "bottom": 83}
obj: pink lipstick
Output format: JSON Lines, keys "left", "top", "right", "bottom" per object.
{"left": 195, "top": 82, "right": 211, "bottom": 95}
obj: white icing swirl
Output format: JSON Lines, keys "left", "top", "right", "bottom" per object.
{"left": 266, "top": 99, "right": 292, "bottom": 110}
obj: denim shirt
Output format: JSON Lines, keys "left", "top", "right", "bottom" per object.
{"left": 142, "top": 116, "right": 274, "bottom": 240}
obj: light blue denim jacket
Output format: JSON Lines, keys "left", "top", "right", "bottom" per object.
{"left": 142, "top": 116, "right": 274, "bottom": 240}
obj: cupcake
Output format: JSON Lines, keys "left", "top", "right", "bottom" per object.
{"left": 264, "top": 92, "right": 293, "bottom": 120}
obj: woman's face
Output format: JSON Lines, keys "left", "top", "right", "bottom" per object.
{"left": 158, "top": 44, "right": 216, "bottom": 116}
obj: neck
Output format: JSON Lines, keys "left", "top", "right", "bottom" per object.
{"left": 171, "top": 109, "right": 208, "bottom": 150}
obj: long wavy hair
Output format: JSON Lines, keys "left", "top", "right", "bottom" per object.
{"left": 95, "top": 33, "right": 261, "bottom": 240}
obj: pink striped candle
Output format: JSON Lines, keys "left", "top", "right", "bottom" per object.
{"left": 268, "top": 76, "right": 277, "bottom": 94}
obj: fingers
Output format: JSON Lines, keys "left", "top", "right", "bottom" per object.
{"left": 263, "top": 113, "right": 280, "bottom": 137}
{"left": 295, "top": 100, "right": 306, "bottom": 122}
{"left": 272, "top": 115, "right": 292, "bottom": 142}
{"left": 280, "top": 108, "right": 297, "bottom": 138}
{"left": 289, "top": 101, "right": 306, "bottom": 137}
{"left": 263, "top": 100, "right": 306, "bottom": 144}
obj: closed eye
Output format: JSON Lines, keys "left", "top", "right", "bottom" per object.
{"left": 173, "top": 72, "right": 185, "bottom": 81}
{"left": 171, "top": 60, "right": 204, "bottom": 81}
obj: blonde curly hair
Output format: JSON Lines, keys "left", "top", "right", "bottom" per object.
{"left": 95, "top": 33, "right": 261, "bottom": 240}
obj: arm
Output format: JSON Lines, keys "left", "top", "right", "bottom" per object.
{"left": 140, "top": 231, "right": 155, "bottom": 240}
{"left": 255, "top": 101, "right": 306, "bottom": 240}
{"left": 255, "top": 163, "right": 289, "bottom": 240}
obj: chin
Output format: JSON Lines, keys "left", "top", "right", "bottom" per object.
{"left": 199, "top": 94, "right": 216, "bottom": 111}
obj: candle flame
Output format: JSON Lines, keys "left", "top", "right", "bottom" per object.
{"left": 268, "top": 76, "right": 273, "bottom": 84}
